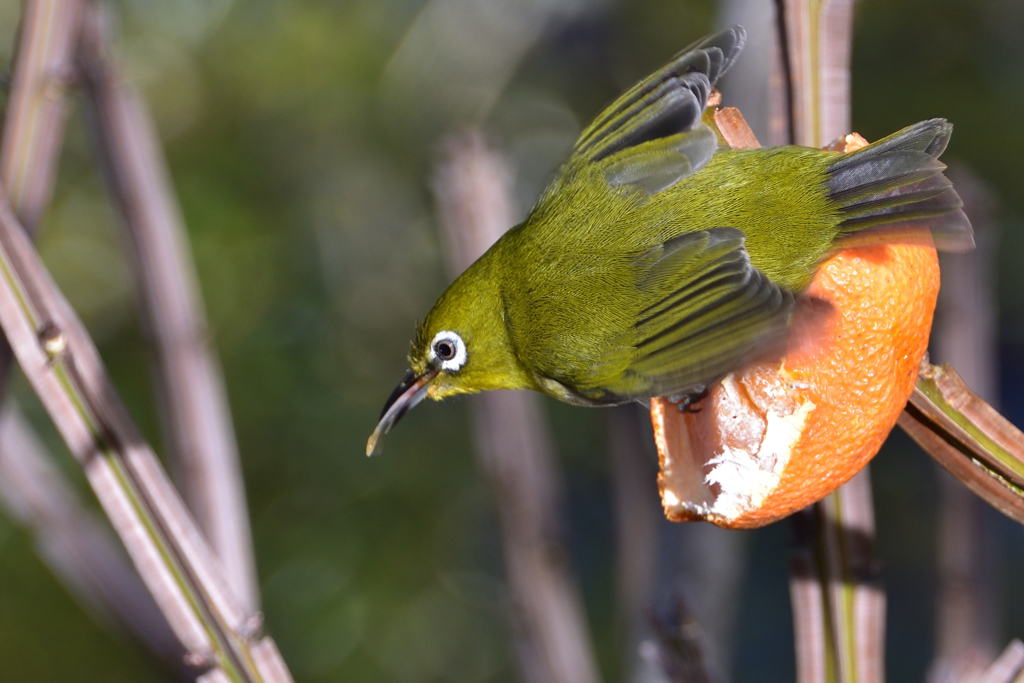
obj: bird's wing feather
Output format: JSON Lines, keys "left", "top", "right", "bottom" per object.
{"left": 566, "top": 27, "right": 745, "bottom": 195}
{"left": 585, "top": 227, "right": 795, "bottom": 400}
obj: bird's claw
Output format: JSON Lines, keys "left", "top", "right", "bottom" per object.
{"left": 667, "top": 387, "right": 708, "bottom": 413}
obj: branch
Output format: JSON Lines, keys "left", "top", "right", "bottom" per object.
{"left": 77, "top": 1, "right": 258, "bottom": 612}
{"left": 788, "top": 475, "right": 885, "bottom": 683}
{"left": 432, "top": 130, "right": 602, "bottom": 683}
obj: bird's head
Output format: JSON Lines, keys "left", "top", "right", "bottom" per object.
{"left": 366, "top": 261, "right": 531, "bottom": 455}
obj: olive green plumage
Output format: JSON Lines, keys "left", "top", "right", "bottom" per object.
{"left": 367, "top": 25, "right": 973, "bottom": 454}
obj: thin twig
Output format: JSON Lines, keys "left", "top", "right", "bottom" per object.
{"left": 432, "top": 130, "right": 602, "bottom": 683}
{"left": 772, "top": 0, "right": 796, "bottom": 145}
{"left": 0, "top": 181, "right": 290, "bottom": 680}
{"left": 76, "top": 1, "right": 258, "bottom": 612}
{"left": 0, "top": 0, "right": 80, "bottom": 420}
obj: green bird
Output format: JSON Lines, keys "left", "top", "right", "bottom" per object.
{"left": 367, "top": 25, "right": 973, "bottom": 456}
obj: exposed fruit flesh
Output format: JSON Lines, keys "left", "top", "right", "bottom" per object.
{"left": 652, "top": 242, "right": 939, "bottom": 528}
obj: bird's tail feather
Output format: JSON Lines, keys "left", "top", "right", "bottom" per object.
{"left": 826, "top": 119, "right": 974, "bottom": 252}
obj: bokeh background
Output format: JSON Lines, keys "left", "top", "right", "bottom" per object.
{"left": 0, "top": 0, "right": 1023, "bottom": 681}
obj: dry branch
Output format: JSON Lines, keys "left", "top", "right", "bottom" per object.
{"left": 77, "top": 1, "right": 258, "bottom": 612}
{"left": 432, "top": 130, "right": 602, "bottom": 683}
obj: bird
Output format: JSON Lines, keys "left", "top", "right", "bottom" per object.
{"left": 366, "top": 25, "right": 973, "bottom": 456}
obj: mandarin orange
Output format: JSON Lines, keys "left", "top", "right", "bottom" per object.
{"left": 651, "top": 127, "right": 941, "bottom": 528}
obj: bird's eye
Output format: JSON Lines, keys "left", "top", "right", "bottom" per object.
{"left": 429, "top": 330, "right": 467, "bottom": 371}
{"left": 435, "top": 340, "right": 456, "bottom": 360}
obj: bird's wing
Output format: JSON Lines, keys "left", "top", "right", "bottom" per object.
{"left": 585, "top": 227, "right": 796, "bottom": 401}
{"left": 568, "top": 26, "right": 746, "bottom": 195}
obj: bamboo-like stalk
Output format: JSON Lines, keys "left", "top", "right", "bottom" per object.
{"left": 0, "top": 1, "right": 289, "bottom": 678}
{"left": 0, "top": 0, "right": 204, "bottom": 669}
{"left": 432, "top": 130, "right": 602, "bottom": 683}
{"left": 76, "top": 1, "right": 259, "bottom": 612}
{"left": 647, "top": 597, "right": 714, "bottom": 683}
{"left": 607, "top": 404, "right": 660, "bottom": 677}
{"left": 774, "top": 3, "right": 1024, "bottom": 679}
{"left": 0, "top": 183, "right": 290, "bottom": 680}
{"left": 775, "top": 0, "right": 853, "bottom": 149}
{"left": 774, "top": 1, "right": 885, "bottom": 680}
{"left": 741, "top": 0, "right": 1024, "bottom": 548}
{"left": 789, "top": 509, "right": 829, "bottom": 682}
{"left": 978, "top": 640, "right": 1024, "bottom": 683}
{"left": 0, "top": 0, "right": 83, "bottom": 234}
{"left": 788, "top": 482, "right": 885, "bottom": 683}
{"left": 0, "top": 403, "right": 191, "bottom": 672}
{"left": 928, "top": 167, "right": 999, "bottom": 683}
{"left": 777, "top": 0, "right": 1024, "bottom": 541}
{"left": 900, "top": 364, "right": 1024, "bottom": 524}
{"left": 713, "top": 99, "right": 885, "bottom": 683}
{"left": 812, "top": 471, "right": 886, "bottom": 683}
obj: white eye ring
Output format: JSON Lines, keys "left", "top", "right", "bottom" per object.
{"left": 429, "top": 330, "right": 467, "bottom": 371}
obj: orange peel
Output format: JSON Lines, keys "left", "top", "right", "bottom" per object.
{"left": 651, "top": 130, "right": 940, "bottom": 528}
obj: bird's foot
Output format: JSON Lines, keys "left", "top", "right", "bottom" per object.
{"left": 667, "top": 388, "right": 708, "bottom": 413}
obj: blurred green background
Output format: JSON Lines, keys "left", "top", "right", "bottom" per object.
{"left": 0, "top": 0, "right": 1023, "bottom": 681}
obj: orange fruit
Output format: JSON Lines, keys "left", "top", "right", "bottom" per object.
{"left": 651, "top": 131, "right": 940, "bottom": 529}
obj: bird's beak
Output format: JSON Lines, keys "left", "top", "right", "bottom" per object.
{"left": 366, "top": 368, "right": 439, "bottom": 456}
